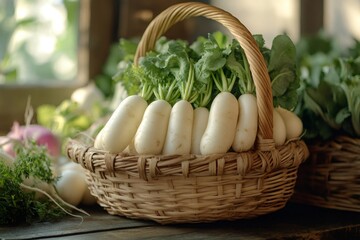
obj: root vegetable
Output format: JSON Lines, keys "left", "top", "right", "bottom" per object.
{"left": 55, "top": 169, "right": 87, "bottom": 206}
{"left": 191, "top": 107, "right": 209, "bottom": 154}
{"left": 200, "top": 92, "right": 239, "bottom": 155}
{"left": 94, "top": 128, "right": 104, "bottom": 149}
{"left": 275, "top": 107, "right": 303, "bottom": 140}
{"left": 58, "top": 161, "right": 97, "bottom": 206}
{"left": 81, "top": 187, "right": 97, "bottom": 206}
{"left": 124, "top": 138, "right": 138, "bottom": 155}
{"left": 23, "top": 125, "right": 61, "bottom": 157}
{"left": 134, "top": 100, "right": 172, "bottom": 154}
{"left": 3, "top": 122, "right": 61, "bottom": 157}
{"left": 22, "top": 177, "right": 52, "bottom": 200}
{"left": 101, "top": 95, "right": 148, "bottom": 153}
{"left": 162, "top": 100, "right": 194, "bottom": 155}
{"left": 273, "top": 108, "right": 287, "bottom": 146}
{"left": 232, "top": 94, "right": 258, "bottom": 152}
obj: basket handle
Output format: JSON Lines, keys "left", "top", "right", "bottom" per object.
{"left": 134, "top": 2, "right": 273, "bottom": 141}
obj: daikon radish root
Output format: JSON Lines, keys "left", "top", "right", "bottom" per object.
{"left": 162, "top": 100, "right": 194, "bottom": 155}
{"left": 232, "top": 94, "right": 258, "bottom": 152}
{"left": 94, "top": 128, "right": 104, "bottom": 149}
{"left": 191, "top": 107, "right": 209, "bottom": 154}
{"left": 275, "top": 107, "right": 303, "bottom": 140}
{"left": 134, "top": 100, "right": 172, "bottom": 154}
{"left": 200, "top": 92, "right": 239, "bottom": 155}
{"left": 101, "top": 95, "right": 148, "bottom": 153}
{"left": 273, "top": 108, "right": 287, "bottom": 146}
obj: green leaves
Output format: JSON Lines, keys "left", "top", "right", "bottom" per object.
{"left": 0, "top": 141, "right": 65, "bottom": 225}
{"left": 37, "top": 100, "right": 105, "bottom": 143}
{"left": 268, "top": 35, "right": 299, "bottom": 110}
{"left": 122, "top": 32, "right": 299, "bottom": 111}
{"left": 110, "top": 38, "right": 140, "bottom": 97}
{"left": 14, "top": 142, "right": 56, "bottom": 184}
{"left": 297, "top": 34, "right": 360, "bottom": 139}
{"left": 341, "top": 76, "right": 360, "bottom": 136}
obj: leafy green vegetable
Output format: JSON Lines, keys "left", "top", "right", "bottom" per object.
{"left": 296, "top": 32, "right": 360, "bottom": 139}
{"left": 341, "top": 75, "right": 360, "bottom": 136}
{"left": 97, "top": 38, "right": 139, "bottom": 98}
{"left": 0, "top": 141, "right": 66, "bottom": 225}
{"left": 37, "top": 100, "right": 107, "bottom": 144}
{"left": 268, "top": 35, "right": 299, "bottom": 109}
{"left": 118, "top": 31, "right": 299, "bottom": 111}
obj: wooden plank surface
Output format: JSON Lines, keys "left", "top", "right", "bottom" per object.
{"left": 1, "top": 203, "right": 360, "bottom": 240}
{"left": 0, "top": 206, "right": 152, "bottom": 240}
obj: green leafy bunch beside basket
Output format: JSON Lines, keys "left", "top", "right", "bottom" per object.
{"left": 292, "top": 31, "right": 360, "bottom": 212}
{"left": 296, "top": 31, "right": 360, "bottom": 140}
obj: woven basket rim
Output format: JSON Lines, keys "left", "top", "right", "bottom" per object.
{"left": 134, "top": 1, "right": 274, "bottom": 141}
{"left": 67, "top": 138, "right": 308, "bottom": 181}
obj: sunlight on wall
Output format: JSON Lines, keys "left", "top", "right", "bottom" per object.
{"left": 210, "top": 0, "right": 300, "bottom": 47}
{"left": 325, "top": 0, "right": 360, "bottom": 47}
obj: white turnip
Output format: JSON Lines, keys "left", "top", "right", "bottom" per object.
{"left": 55, "top": 169, "right": 87, "bottom": 206}
{"left": 58, "top": 161, "right": 97, "bottom": 206}
{"left": 2, "top": 122, "right": 61, "bottom": 158}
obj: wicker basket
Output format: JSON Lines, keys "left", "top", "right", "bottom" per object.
{"left": 292, "top": 135, "right": 360, "bottom": 212}
{"left": 66, "top": 2, "right": 309, "bottom": 224}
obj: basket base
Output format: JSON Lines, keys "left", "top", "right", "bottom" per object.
{"left": 85, "top": 167, "right": 299, "bottom": 224}
{"left": 292, "top": 135, "right": 360, "bottom": 213}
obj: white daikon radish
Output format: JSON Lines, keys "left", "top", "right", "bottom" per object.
{"left": 123, "top": 138, "right": 138, "bottom": 155}
{"left": 162, "top": 100, "right": 194, "bottom": 155}
{"left": 232, "top": 94, "right": 258, "bottom": 152}
{"left": 200, "top": 92, "right": 239, "bottom": 155}
{"left": 275, "top": 107, "right": 303, "bottom": 140}
{"left": 191, "top": 107, "right": 209, "bottom": 154}
{"left": 94, "top": 128, "right": 104, "bottom": 149}
{"left": 134, "top": 100, "right": 172, "bottom": 154}
{"left": 273, "top": 108, "right": 287, "bottom": 146}
{"left": 101, "top": 95, "right": 148, "bottom": 153}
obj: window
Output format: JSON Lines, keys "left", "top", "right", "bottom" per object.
{"left": 0, "top": 0, "right": 78, "bottom": 84}
{"left": 0, "top": 0, "right": 81, "bottom": 133}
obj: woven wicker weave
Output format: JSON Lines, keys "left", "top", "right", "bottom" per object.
{"left": 292, "top": 135, "right": 360, "bottom": 212}
{"left": 66, "top": 2, "right": 309, "bottom": 224}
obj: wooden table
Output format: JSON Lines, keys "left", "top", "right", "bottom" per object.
{"left": 1, "top": 203, "right": 360, "bottom": 240}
